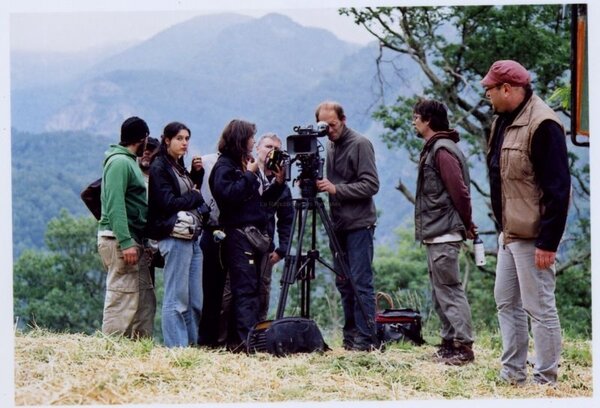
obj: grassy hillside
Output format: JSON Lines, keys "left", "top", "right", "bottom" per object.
{"left": 14, "top": 329, "right": 592, "bottom": 405}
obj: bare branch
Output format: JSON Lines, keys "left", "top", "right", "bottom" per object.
{"left": 572, "top": 169, "right": 590, "bottom": 196}
{"left": 362, "top": 8, "right": 412, "bottom": 55}
{"left": 372, "top": 41, "right": 387, "bottom": 106}
{"left": 470, "top": 178, "right": 489, "bottom": 198}
{"left": 395, "top": 179, "right": 416, "bottom": 205}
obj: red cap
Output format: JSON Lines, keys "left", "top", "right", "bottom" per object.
{"left": 481, "top": 60, "right": 531, "bottom": 87}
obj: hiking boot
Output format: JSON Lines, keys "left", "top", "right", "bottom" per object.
{"left": 442, "top": 341, "right": 474, "bottom": 366}
{"left": 433, "top": 338, "right": 455, "bottom": 360}
{"left": 347, "top": 340, "right": 385, "bottom": 352}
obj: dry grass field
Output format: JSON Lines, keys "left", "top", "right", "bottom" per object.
{"left": 14, "top": 328, "right": 592, "bottom": 405}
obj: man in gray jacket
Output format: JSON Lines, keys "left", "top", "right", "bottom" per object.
{"left": 315, "top": 101, "right": 380, "bottom": 351}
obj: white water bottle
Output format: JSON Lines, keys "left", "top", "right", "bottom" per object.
{"left": 474, "top": 235, "right": 486, "bottom": 266}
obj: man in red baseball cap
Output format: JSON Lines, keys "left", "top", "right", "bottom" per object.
{"left": 482, "top": 60, "right": 570, "bottom": 386}
{"left": 481, "top": 59, "right": 531, "bottom": 88}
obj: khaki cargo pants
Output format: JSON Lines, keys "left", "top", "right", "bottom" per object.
{"left": 98, "top": 236, "right": 156, "bottom": 338}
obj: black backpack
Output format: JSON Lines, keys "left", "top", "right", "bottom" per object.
{"left": 81, "top": 153, "right": 130, "bottom": 220}
{"left": 247, "top": 317, "right": 329, "bottom": 356}
{"left": 80, "top": 177, "right": 102, "bottom": 220}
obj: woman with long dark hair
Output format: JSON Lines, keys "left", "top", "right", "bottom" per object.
{"left": 209, "top": 119, "right": 285, "bottom": 351}
{"left": 146, "top": 121, "right": 206, "bottom": 347}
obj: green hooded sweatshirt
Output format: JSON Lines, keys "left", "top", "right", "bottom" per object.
{"left": 97, "top": 144, "right": 147, "bottom": 250}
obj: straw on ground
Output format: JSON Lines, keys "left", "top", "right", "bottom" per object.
{"left": 14, "top": 329, "right": 592, "bottom": 405}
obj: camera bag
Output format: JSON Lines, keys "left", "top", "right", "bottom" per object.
{"left": 247, "top": 317, "right": 329, "bottom": 356}
{"left": 170, "top": 211, "right": 199, "bottom": 240}
{"left": 375, "top": 292, "right": 425, "bottom": 345}
{"left": 238, "top": 225, "right": 272, "bottom": 253}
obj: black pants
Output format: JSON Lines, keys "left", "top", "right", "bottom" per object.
{"left": 223, "top": 227, "right": 262, "bottom": 346}
{"left": 198, "top": 227, "right": 227, "bottom": 346}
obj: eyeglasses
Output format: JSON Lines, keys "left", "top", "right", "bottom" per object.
{"left": 484, "top": 84, "right": 502, "bottom": 93}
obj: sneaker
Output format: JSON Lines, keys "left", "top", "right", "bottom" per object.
{"left": 442, "top": 341, "right": 474, "bottom": 366}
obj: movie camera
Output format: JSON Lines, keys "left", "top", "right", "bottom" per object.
{"left": 264, "top": 122, "right": 329, "bottom": 198}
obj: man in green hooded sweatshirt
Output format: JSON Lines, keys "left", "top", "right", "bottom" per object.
{"left": 97, "top": 116, "right": 156, "bottom": 338}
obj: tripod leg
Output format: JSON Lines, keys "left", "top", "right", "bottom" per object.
{"left": 275, "top": 200, "right": 310, "bottom": 319}
{"left": 315, "top": 198, "right": 378, "bottom": 345}
{"left": 300, "top": 206, "right": 319, "bottom": 318}
{"left": 298, "top": 207, "right": 318, "bottom": 319}
{"left": 275, "top": 202, "right": 299, "bottom": 319}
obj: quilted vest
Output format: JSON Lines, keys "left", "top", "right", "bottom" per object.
{"left": 415, "top": 138, "right": 470, "bottom": 241}
{"left": 490, "top": 94, "right": 564, "bottom": 243}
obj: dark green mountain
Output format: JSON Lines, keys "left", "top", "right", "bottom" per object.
{"left": 11, "top": 130, "right": 111, "bottom": 256}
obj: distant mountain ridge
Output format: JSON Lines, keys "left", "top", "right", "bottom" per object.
{"left": 87, "top": 13, "right": 254, "bottom": 76}
{"left": 11, "top": 12, "right": 418, "bottom": 148}
{"left": 11, "top": 12, "right": 424, "bottom": 256}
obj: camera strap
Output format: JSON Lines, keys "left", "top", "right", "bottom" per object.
{"left": 257, "top": 170, "right": 271, "bottom": 195}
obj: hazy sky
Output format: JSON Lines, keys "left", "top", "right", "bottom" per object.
{"left": 8, "top": 0, "right": 554, "bottom": 52}
{"left": 10, "top": 8, "right": 376, "bottom": 52}
{"left": 7, "top": 1, "right": 400, "bottom": 53}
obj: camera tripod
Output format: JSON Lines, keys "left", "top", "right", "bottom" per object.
{"left": 274, "top": 195, "right": 377, "bottom": 343}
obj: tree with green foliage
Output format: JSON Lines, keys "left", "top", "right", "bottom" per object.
{"left": 341, "top": 4, "right": 591, "bottom": 336}
{"left": 340, "top": 5, "right": 579, "bottom": 202}
{"left": 13, "top": 210, "right": 106, "bottom": 333}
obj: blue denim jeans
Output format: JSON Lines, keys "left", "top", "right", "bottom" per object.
{"left": 159, "top": 236, "right": 203, "bottom": 348}
{"left": 494, "top": 234, "right": 561, "bottom": 384}
{"left": 333, "top": 227, "right": 377, "bottom": 348}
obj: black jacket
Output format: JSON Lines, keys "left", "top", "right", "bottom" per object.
{"left": 263, "top": 174, "right": 294, "bottom": 257}
{"left": 209, "top": 153, "right": 284, "bottom": 230}
{"left": 146, "top": 149, "right": 205, "bottom": 240}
